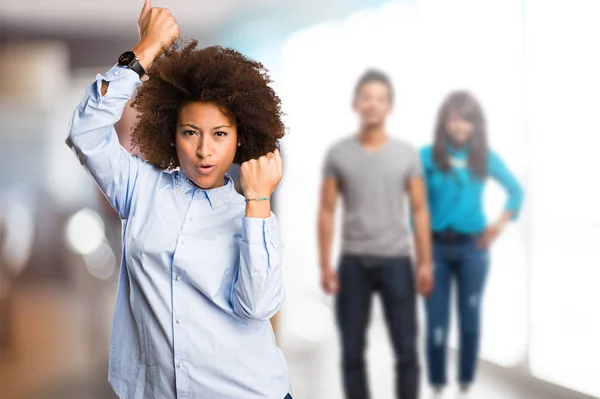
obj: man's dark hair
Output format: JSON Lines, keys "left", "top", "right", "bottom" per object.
{"left": 353, "top": 69, "right": 394, "bottom": 102}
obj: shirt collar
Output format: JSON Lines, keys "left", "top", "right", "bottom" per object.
{"left": 446, "top": 140, "right": 470, "bottom": 158}
{"left": 174, "top": 170, "right": 235, "bottom": 209}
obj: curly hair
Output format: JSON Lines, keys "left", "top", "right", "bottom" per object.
{"left": 130, "top": 39, "right": 284, "bottom": 169}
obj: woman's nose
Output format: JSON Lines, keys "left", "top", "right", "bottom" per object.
{"left": 197, "top": 137, "right": 211, "bottom": 158}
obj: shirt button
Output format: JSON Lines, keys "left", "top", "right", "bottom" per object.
{"left": 175, "top": 275, "right": 181, "bottom": 281}
{"left": 176, "top": 319, "right": 181, "bottom": 324}
{"left": 180, "top": 239, "right": 185, "bottom": 245}
{"left": 177, "top": 362, "right": 182, "bottom": 368}
{"left": 189, "top": 217, "right": 193, "bottom": 221}
{"left": 113, "top": 71, "right": 118, "bottom": 76}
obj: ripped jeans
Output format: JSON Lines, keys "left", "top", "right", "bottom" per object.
{"left": 425, "top": 237, "right": 490, "bottom": 387}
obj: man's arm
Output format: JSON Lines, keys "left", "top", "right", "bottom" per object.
{"left": 318, "top": 178, "right": 339, "bottom": 294}
{"left": 407, "top": 176, "right": 434, "bottom": 296}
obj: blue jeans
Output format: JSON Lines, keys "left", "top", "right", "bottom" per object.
{"left": 425, "top": 238, "right": 489, "bottom": 386}
{"left": 336, "top": 255, "right": 419, "bottom": 399}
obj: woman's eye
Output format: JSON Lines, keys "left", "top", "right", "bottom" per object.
{"left": 184, "top": 130, "right": 196, "bottom": 136}
{"left": 214, "top": 131, "right": 228, "bottom": 137}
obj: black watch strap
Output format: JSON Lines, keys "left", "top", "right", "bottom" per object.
{"left": 129, "top": 59, "right": 145, "bottom": 78}
{"left": 118, "top": 51, "right": 146, "bottom": 79}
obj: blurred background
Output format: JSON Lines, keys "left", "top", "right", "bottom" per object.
{"left": 0, "top": 0, "right": 599, "bottom": 398}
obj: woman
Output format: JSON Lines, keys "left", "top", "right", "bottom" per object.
{"left": 420, "top": 91, "right": 524, "bottom": 397}
{"left": 67, "top": 1, "right": 292, "bottom": 398}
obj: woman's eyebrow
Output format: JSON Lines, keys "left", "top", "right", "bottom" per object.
{"left": 212, "top": 125, "right": 233, "bottom": 130}
{"left": 180, "top": 123, "right": 200, "bottom": 130}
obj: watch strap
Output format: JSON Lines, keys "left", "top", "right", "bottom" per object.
{"left": 128, "top": 58, "right": 145, "bottom": 79}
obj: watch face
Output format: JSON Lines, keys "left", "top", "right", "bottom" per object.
{"left": 118, "top": 51, "right": 136, "bottom": 66}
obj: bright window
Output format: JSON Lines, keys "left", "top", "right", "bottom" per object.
{"left": 525, "top": 0, "right": 600, "bottom": 397}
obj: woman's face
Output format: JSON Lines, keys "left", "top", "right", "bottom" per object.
{"left": 175, "top": 102, "right": 238, "bottom": 190}
{"left": 445, "top": 110, "right": 474, "bottom": 146}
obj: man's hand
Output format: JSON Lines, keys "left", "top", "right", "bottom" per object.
{"left": 416, "top": 263, "right": 434, "bottom": 297}
{"left": 321, "top": 267, "right": 339, "bottom": 295}
{"left": 133, "top": 0, "right": 180, "bottom": 70}
{"left": 241, "top": 149, "right": 283, "bottom": 218}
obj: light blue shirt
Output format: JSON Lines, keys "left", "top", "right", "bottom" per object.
{"left": 67, "top": 64, "right": 290, "bottom": 399}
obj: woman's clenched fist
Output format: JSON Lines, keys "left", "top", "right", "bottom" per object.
{"left": 240, "top": 149, "right": 283, "bottom": 200}
{"left": 133, "top": 0, "right": 180, "bottom": 70}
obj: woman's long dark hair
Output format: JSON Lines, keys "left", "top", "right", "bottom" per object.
{"left": 433, "top": 91, "right": 488, "bottom": 179}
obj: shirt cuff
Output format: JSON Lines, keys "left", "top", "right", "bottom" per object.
{"left": 505, "top": 204, "right": 521, "bottom": 221}
{"left": 242, "top": 213, "right": 281, "bottom": 245}
{"left": 94, "top": 64, "right": 142, "bottom": 100}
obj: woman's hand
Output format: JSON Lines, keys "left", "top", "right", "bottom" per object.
{"left": 241, "top": 149, "right": 283, "bottom": 199}
{"left": 132, "top": 0, "right": 180, "bottom": 70}
{"left": 241, "top": 149, "right": 283, "bottom": 218}
{"left": 478, "top": 221, "right": 505, "bottom": 249}
{"left": 478, "top": 211, "right": 513, "bottom": 248}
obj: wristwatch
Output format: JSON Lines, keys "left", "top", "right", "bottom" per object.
{"left": 117, "top": 51, "right": 145, "bottom": 78}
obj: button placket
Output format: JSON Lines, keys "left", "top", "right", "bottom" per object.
{"left": 173, "top": 182, "right": 195, "bottom": 397}
{"left": 172, "top": 279, "right": 189, "bottom": 396}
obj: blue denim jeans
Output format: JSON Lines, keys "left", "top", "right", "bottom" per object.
{"left": 425, "top": 238, "right": 490, "bottom": 386}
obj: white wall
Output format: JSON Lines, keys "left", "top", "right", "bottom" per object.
{"left": 273, "top": 0, "right": 599, "bottom": 397}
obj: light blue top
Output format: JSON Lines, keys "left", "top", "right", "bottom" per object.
{"left": 67, "top": 64, "right": 290, "bottom": 399}
{"left": 420, "top": 144, "right": 524, "bottom": 234}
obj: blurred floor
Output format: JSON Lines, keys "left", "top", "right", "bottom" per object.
{"left": 278, "top": 297, "right": 594, "bottom": 399}
{"left": 0, "top": 284, "right": 117, "bottom": 399}
{"left": 0, "top": 287, "right": 595, "bottom": 399}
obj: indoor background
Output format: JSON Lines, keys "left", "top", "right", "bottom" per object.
{"left": 0, "top": 0, "right": 598, "bottom": 398}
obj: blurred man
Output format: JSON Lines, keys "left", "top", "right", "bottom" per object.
{"left": 318, "top": 70, "right": 433, "bottom": 399}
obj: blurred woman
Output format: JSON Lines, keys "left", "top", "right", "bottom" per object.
{"left": 420, "top": 91, "right": 524, "bottom": 397}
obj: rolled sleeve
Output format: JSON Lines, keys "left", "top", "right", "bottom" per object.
{"left": 233, "top": 213, "right": 285, "bottom": 320}
{"left": 67, "top": 64, "right": 150, "bottom": 219}
{"left": 241, "top": 213, "right": 284, "bottom": 272}
{"left": 97, "top": 64, "right": 141, "bottom": 99}
{"left": 243, "top": 214, "right": 281, "bottom": 245}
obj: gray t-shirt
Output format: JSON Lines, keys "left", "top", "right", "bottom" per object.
{"left": 323, "top": 136, "right": 422, "bottom": 257}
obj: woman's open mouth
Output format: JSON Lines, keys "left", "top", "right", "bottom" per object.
{"left": 196, "top": 164, "right": 216, "bottom": 175}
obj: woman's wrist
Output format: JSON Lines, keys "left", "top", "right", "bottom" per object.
{"left": 242, "top": 189, "right": 271, "bottom": 200}
{"left": 245, "top": 200, "right": 271, "bottom": 218}
{"left": 495, "top": 218, "right": 508, "bottom": 231}
{"left": 245, "top": 196, "right": 270, "bottom": 202}
{"left": 132, "top": 41, "right": 161, "bottom": 70}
